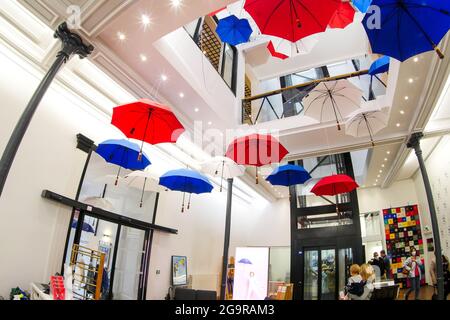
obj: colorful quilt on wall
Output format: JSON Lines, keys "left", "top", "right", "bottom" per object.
{"left": 383, "top": 205, "right": 425, "bottom": 288}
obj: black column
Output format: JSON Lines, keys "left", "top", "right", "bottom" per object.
{"left": 0, "top": 22, "right": 94, "bottom": 197}
{"left": 220, "top": 178, "right": 233, "bottom": 300}
{"left": 407, "top": 132, "right": 445, "bottom": 300}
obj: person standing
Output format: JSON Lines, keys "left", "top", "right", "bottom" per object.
{"left": 380, "top": 250, "right": 391, "bottom": 280}
{"left": 403, "top": 248, "right": 423, "bottom": 300}
{"left": 369, "top": 252, "right": 384, "bottom": 281}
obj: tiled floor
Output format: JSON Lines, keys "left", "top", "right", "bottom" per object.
{"left": 397, "top": 285, "right": 449, "bottom": 300}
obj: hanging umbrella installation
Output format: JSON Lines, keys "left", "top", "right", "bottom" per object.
{"left": 302, "top": 80, "right": 363, "bottom": 130}
{"left": 345, "top": 108, "right": 388, "bottom": 146}
{"left": 96, "top": 139, "right": 151, "bottom": 186}
{"left": 111, "top": 99, "right": 185, "bottom": 160}
{"left": 124, "top": 170, "right": 162, "bottom": 208}
{"left": 216, "top": 15, "right": 253, "bottom": 46}
{"left": 200, "top": 156, "right": 245, "bottom": 192}
{"left": 266, "top": 164, "right": 311, "bottom": 187}
{"left": 266, "top": 34, "right": 319, "bottom": 60}
{"left": 352, "top": 0, "right": 372, "bottom": 13}
{"left": 159, "top": 169, "right": 213, "bottom": 212}
{"left": 225, "top": 133, "right": 289, "bottom": 184}
{"left": 362, "top": 0, "right": 450, "bottom": 62}
{"left": 244, "top": 0, "right": 340, "bottom": 42}
{"left": 368, "top": 56, "right": 390, "bottom": 76}
{"left": 328, "top": 2, "right": 356, "bottom": 29}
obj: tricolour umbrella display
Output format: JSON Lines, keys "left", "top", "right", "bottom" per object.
{"left": 96, "top": 139, "right": 151, "bottom": 185}
{"left": 244, "top": 0, "right": 340, "bottom": 42}
{"left": 362, "top": 0, "right": 450, "bottom": 61}
{"left": 302, "top": 80, "right": 363, "bottom": 130}
{"left": 216, "top": 15, "right": 253, "bottom": 46}
{"left": 328, "top": 2, "right": 355, "bottom": 29}
{"left": 266, "top": 34, "right": 319, "bottom": 60}
{"left": 266, "top": 164, "right": 311, "bottom": 187}
{"left": 352, "top": 0, "right": 372, "bottom": 13}
{"left": 159, "top": 169, "right": 213, "bottom": 212}
{"left": 200, "top": 156, "right": 245, "bottom": 192}
{"left": 124, "top": 170, "right": 162, "bottom": 208}
{"left": 345, "top": 108, "right": 388, "bottom": 146}
{"left": 368, "top": 56, "right": 390, "bottom": 76}
{"left": 225, "top": 133, "right": 289, "bottom": 184}
{"left": 111, "top": 99, "right": 185, "bottom": 159}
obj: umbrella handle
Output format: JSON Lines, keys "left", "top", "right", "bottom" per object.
{"left": 337, "top": 121, "right": 341, "bottom": 131}
{"left": 187, "top": 193, "right": 191, "bottom": 210}
{"left": 434, "top": 46, "right": 444, "bottom": 59}
{"left": 255, "top": 167, "right": 259, "bottom": 184}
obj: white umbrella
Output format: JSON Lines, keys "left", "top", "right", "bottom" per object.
{"left": 82, "top": 196, "right": 114, "bottom": 211}
{"left": 124, "top": 170, "right": 162, "bottom": 208}
{"left": 200, "top": 156, "right": 245, "bottom": 192}
{"left": 267, "top": 34, "right": 319, "bottom": 59}
{"left": 94, "top": 174, "right": 124, "bottom": 186}
{"left": 345, "top": 108, "right": 389, "bottom": 146}
{"left": 302, "top": 80, "right": 363, "bottom": 130}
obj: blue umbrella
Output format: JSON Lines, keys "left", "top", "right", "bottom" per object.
{"left": 238, "top": 258, "right": 252, "bottom": 265}
{"left": 159, "top": 169, "right": 213, "bottom": 212}
{"left": 362, "top": 0, "right": 450, "bottom": 62}
{"left": 216, "top": 15, "right": 252, "bottom": 46}
{"left": 96, "top": 139, "right": 151, "bottom": 185}
{"left": 71, "top": 220, "right": 95, "bottom": 233}
{"left": 266, "top": 164, "right": 311, "bottom": 187}
{"left": 352, "top": 0, "right": 372, "bottom": 13}
{"left": 368, "top": 56, "right": 390, "bottom": 76}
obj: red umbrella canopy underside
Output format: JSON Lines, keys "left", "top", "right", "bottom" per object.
{"left": 244, "top": 0, "right": 341, "bottom": 42}
{"left": 111, "top": 99, "right": 185, "bottom": 145}
{"left": 225, "top": 133, "right": 289, "bottom": 167}
{"left": 328, "top": 2, "right": 355, "bottom": 29}
{"left": 311, "top": 174, "right": 359, "bottom": 196}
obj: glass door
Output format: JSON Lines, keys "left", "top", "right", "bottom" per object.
{"left": 320, "top": 249, "right": 336, "bottom": 300}
{"left": 111, "top": 226, "right": 147, "bottom": 300}
{"left": 303, "top": 250, "right": 319, "bottom": 300}
{"left": 303, "top": 247, "right": 337, "bottom": 300}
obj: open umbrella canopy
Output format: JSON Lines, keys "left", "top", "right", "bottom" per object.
{"left": 200, "top": 156, "right": 245, "bottom": 191}
{"left": 216, "top": 15, "right": 253, "bottom": 46}
{"left": 111, "top": 99, "right": 185, "bottom": 152}
{"left": 329, "top": 2, "right": 356, "bottom": 29}
{"left": 266, "top": 164, "right": 311, "bottom": 187}
{"left": 311, "top": 174, "right": 359, "bottom": 196}
{"left": 124, "top": 170, "right": 161, "bottom": 192}
{"left": 159, "top": 169, "right": 213, "bottom": 194}
{"left": 238, "top": 258, "right": 252, "bottom": 265}
{"left": 266, "top": 34, "right": 319, "bottom": 60}
{"left": 345, "top": 108, "right": 388, "bottom": 146}
{"left": 71, "top": 220, "right": 95, "bottom": 233}
{"left": 83, "top": 196, "right": 114, "bottom": 211}
{"left": 368, "top": 56, "right": 390, "bottom": 76}
{"left": 352, "top": 0, "right": 372, "bottom": 13}
{"left": 244, "top": 0, "right": 340, "bottom": 42}
{"left": 362, "top": 0, "right": 450, "bottom": 61}
{"left": 96, "top": 139, "right": 151, "bottom": 170}
{"left": 302, "top": 80, "right": 363, "bottom": 130}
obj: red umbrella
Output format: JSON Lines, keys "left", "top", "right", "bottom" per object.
{"left": 328, "top": 2, "right": 355, "bottom": 29}
{"left": 244, "top": 0, "right": 340, "bottom": 42}
{"left": 311, "top": 174, "right": 359, "bottom": 196}
{"left": 267, "top": 40, "right": 289, "bottom": 60}
{"left": 112, "top": 99, "right": 185, "bottom": 159}
{"left": 225, "top": 133, "right": 289, "bottom": 183}
{"left": 209, "top": 6, "right": 226, "bottom": 17}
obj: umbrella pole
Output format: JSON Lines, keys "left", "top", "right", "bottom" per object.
{"left": 256, "top": 167, "right": 259, "bottom": 184}
{"left": 181, "top": 192, "right": 186, "bottom": 213}
{"left": 329, "top": 93, "right": 341, "bottom": 130}
{"left": 220, "top": 178, "right": 233, "bottom": 300}
{"left": 140, "top": 177, "right": 147, "bottom": 208}
{"left": 0, "top": 22, "right": 93, "bottom": 197}
{"left": 363, "top": 114, "right": 375, "bottom": 147}
{"left": 187, "top": 193, "right": 192, "bottom": 210}
{"left": 115, "top": 167, "right": 121, "bottom": 186}
{"left": 138, "top": 111, "right": 152, "bottom": 162}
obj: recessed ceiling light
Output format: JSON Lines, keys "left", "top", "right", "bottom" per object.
{"left": 404, "top": 96, "right": 409, "bottom": 100}
{"left": 386, "top": 151, "right": 391, "bottom": 155}
{"left": 396, "top": 123, "right": 401, "bottom": 127}
{"left": 171, "top": 0, "right": 182, "bottom": 8}
{"left": 384, "top": 158, "right": 388, "bottom": 161}
{"left": 376, "top": 179, "right": 378, "bottom": 182}
{"left": 408, "top": 78, "right": 414, "bottom": 83}
{"left": 194, "top": 108, "right": 199, "bottom": 112}
{"left": 413, "top": 57, "right": 419, "bottom": 62}
{"left": 141, "top": 14, "right": 151, "bottom": 26}
{"left": 179, "top": 92, "right": 184, "bottom": 98}
{"left": 373, "top": 183, "right": 377, "bottom": 186}
{"left": 377, "top": 174, "right": 380, "bottom": 178}
{"left": 161, "top": 74, "right": 168, "bottom": 81}
{"left": 379, "top": 170, "right": 383, "bottom": 173}
{"left": 400, "top": 110, "right": 405, "bottom": 115}
{"left": 140, "top": 54, "right": 147, "bottom": 62}
{"left": 117, "top": 32, "right": 126, "bottom": 41}
{"left": 381, "top": 164, "right": 385, "bottom": 168}
{"left": 208, "top": 121, "right": 212, "bottom": 125}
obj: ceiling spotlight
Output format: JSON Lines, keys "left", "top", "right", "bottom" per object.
{"left": 373, "top": 183, "right": 377, "bottom": 186}
{"left": 117, "top": 32, "right": 126, "bottom": 41}
{"left": 171, "top": 0, "right": 182, "bottom": 8}
{"left": 141, "top": 14, "right": 151, "bottom": 26}
{"left": 194, "top": 108, "right": 199, "bottom": 112}
{"left": 161, "top": 74, "right": 168, "bottom": 81}
{"left": 179, "top": 92, "right": 184, "bottom": 98}
{"left": 384, "top": 158, "right": 388, "bottom": 161}
{"left": 379, "top": 170, "right": 383, "bottom": 173}
{"left": 140, "top": 54, "right": 147, "bottom": 62}
{"left": 404, "top": 96, "right": 409, "bottom": 100}
{"left": 413, "top": 57, "right": 419, "bottom": 62}
{"left": 408, "top": 78, "right": 414, "bottom": 84}
{"left": 377, "top": 175, "right": 380, "bottom": 178}
{"left": 400, "top": 110, "right": 405, "bottom": 115}
{"left": 208, "top": 121, "right": 212, "bottom": 125}
{"left": 386, "top": 151, "right": 391, "bottom": 155}
{"left": 396, "top": 123, "right": 401, "bottom": 127}
{"left": 381, "top": 164, "right": 385, "bottom": 168}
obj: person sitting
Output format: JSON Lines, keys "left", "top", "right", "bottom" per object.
{"left": 344, "top": 264, "right": 366, "bottom": 299}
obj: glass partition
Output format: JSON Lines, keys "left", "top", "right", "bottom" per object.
{"left": 268, "top": 247, "right": 290, "bottom": 295}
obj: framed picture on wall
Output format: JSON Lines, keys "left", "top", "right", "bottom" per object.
{"left": 171, "top": 256, "right": 188, "bottom": 286}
